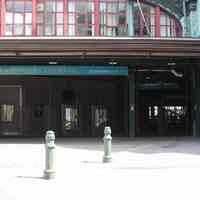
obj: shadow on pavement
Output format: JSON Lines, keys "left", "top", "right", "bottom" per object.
{"left": 16, "top": 175, "right": 46, "bottom": 180}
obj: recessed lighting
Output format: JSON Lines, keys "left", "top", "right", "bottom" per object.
{"left": 49, "top": 61, "right": 57, "bottom": 65}
{"left": 168, "top": 62, "right": 176, "bottom": 66}
{"left": 109, "top": 61, "right": 118, "bottom": 65}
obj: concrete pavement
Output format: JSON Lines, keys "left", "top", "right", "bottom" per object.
{"left": 0, "top": 137, "right": 200, "bottom": 200}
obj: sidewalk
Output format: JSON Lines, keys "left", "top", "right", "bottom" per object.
{"left": 0, "top": 137, "right": 200, "bottom": 200}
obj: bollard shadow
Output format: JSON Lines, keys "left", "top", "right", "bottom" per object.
{"left": 82, "top": 160, "right": 102, "bottom": 164}
{"left": 16, "top": 175, "right": 46, "bottom": 180}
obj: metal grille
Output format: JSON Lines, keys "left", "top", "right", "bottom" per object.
{"left": 63, "top": 105, "right": 79, "bottom": 130}
{"left": 1, "top": 104, "right": 14, "bottom": 122}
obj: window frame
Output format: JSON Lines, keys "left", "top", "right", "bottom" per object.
{"left": 36, "top": 0, "right": 64, "bottom": 36}
{"left": 67, "top": 0, "right": 95, "bottom": 36}
{"left": 5, "top": 0, "right": 32, "bottom": 36}
{"left": 99, "top": 0, "right": 128, "bottom": 37}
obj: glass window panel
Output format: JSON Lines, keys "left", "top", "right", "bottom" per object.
{"left": 37, "top": 13, "right": 44, "bottom": 23}
{"left": 119, "top": 15, "right": 126, "bottom": 25}
{"left": 68, "top": 25, "right": 75, "bottom": 36}
{"left": 118, "top": 26, "right": 127, "bottom": 36}
{"left": 166, "top": 17, "right": 170, "bottom": 26}
{"left": 14, "top": 1, "right": 24, "bottom": 12}
{"left": 88, "top": 25, "right": 92, "bottom": 36}
{"left": 160, "top": 26, "right": 166, "bottom": 37}
{"left": 5, "top": 25, "right": 12, "bottom": 36}
{"left": 45, "top": 13, "right": 55, "bottom": 25}
{"left": 57, "top": 1, "right": 63, "bottom": 12}
{"left": 77, "top": 24, "right": 86, "bottom": 36}
{"left": 92, "top": 15, "right": 95, "bottom": 24}
{"left": 77, "top": 2, "right": 85, "bottom": 13}
{"left": 25, "top": 1, "right": 32, "bottom": 12}
{"left": 68, "top": 13, "right": 75, "bottom": 24}
{"left": 5, "top": 13, "right": 13, "bottom": 24}
{"left": 107, "top": 27, "right": 112, "bottom": 36}
{"left": 6, "top": 1, "right": 13, "bottom": 12}
{"left": 14, "top": 13, "right": 24, "bottom": 24}
{"left": 68, "top": 2, "right": 75, "bottom": 12}
{"left": 119, "top": 3, "right": 125, "bottom": 12}
{"left": 25, "top": 25, "right": 32, "bottom": 35}
{"left": 57, "top": 25, "right": 63, "bottom": 36}
{"left": 107, "top": 14, "right": 112, "bottom": 26}
{"left": 25, "top": 13, "right": 32, "bottom": 24}
{"left": 91, "top": 25, "right": 95, "bottom": 36}
{"left": 150, "top": 26, "right": 155, "bottom": 36}
{"left": 37, "top": 25, "right": 43, "bottom": 36}
{"left": 77, "top": 14, "right": 85, "bottom": 24}
{"left": 14, "top": 24, "right": 23, "bottom": 35}
{"left": 160, "top": 15, "right": 166, "bottom": 25}
{"left": 88, "top": 13, "right": 92, "bottom": 24}
{"left": 45, "top": 24, "right": 55, "bottom": 35}
{"left": 56, "top": 13, "right": 63, "bottom": 24}
{"left": 150, "top": 7, "right": 155, "bottom": 14}
{"left": 167, "top": 26, "right": 170, "bottom": 36}
{"left": 100, "top": 2, "right": 106, "bottom": 12}
{"left": 88, "top": 2, "right": 94, "bottom": 12}
{"left": 46, "top": 1, "right": 56, "bottom": 12}
{"left": 150, "top": 15, "right": 155, "bottom": 25}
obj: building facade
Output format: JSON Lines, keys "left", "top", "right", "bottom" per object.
{"left": 0, "top": 0, "right": 199, "bottom": 137}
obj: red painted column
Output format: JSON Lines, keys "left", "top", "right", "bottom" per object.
{"left": 95, "top": 0, "right": 100, "bottom": 36}
{"left": 1, "top": 0, "right": 5, "bottom": 36}
{"left": 64, "top": 0, "right": 67, "bottom": 36}
{"left": 32, "top": 0, "right": 37, "bottom": 36}
{"left": 155, "top": 5, "right": 160, "bottom": 37}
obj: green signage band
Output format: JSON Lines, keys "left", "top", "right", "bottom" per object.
{"left": 0, "top": 65, "right": 128, "bottom": 76}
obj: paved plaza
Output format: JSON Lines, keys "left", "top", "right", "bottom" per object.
{"left": 0, "top": 137, "right": 200, "bottom": 200}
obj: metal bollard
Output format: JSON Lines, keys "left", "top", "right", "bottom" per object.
{"left": 44, "top": 130, "right": 56, "bottom": 179}
{"left": 103, "top": 126, "right": 112, "bottom": 163}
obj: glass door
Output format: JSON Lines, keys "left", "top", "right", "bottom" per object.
{"left": 91, "top": 105, "right": 108, "bottom": 137}
{"left": 61, "top": 104, "right": 80, "bottom": 136}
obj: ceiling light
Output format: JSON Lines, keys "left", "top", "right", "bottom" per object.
{"left": 109, "top": 61, "right": 118, "bottom": 65}
{"left": 168, "top": 62, "right": 176, "bottom": 66}
{"left": 49, "top": 61, "right": 57, "bottom": 65}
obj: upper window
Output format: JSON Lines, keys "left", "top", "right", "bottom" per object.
{"left": 5, "top": 0, "right": 32, "bottom": 36}
{"left": 2, "top": 0, "right": 182, "bottom": 38}
{"left": 160, "top": 10, "right": 181, "bottom": 37}
{"left": 67, "top": 0, "right": 95, "bottom": 36}
{"left": 134, "top": 2, "right": 155, "bottom": 37}
{"left": 36, "top": 0, "right": 64, "bottom": 36}
{"left": 100, "top": 0, "right": 127, "bottom": 36}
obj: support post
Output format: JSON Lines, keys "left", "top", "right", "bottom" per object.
{"left": 0, "top": 0, "right": 5, "bottom": 36}
{"left": 197, "top": 0, "right": 200, "bottom": 37}
{"left": 44, "top": 130, "right": 56, "bottom": 179}
{"left": 103, "top": 126, "right": 112, "bottom": 163}
{"left": 129, "top": 71, "right": 136, "bottom": 138}
{"left": 155, "top": 6, "right": 160, "bottom": 37}
{"left": 32, "top": 0, "right": 37, "bottom": 36}
{"left": 128, "top": 0, "right": 134, "bottom": 36}
{"left": 95, "top": 0, "right": 100, "bottom": 36}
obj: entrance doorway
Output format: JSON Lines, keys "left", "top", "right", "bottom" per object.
{"left": 0, "top": 86, "right": 21, "bottom": 136}
{"left": 60, "top": 77, "right": 126, "bottom": 137}
{"left": 136, "top": 69, "right": 190, "bottom": 137}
